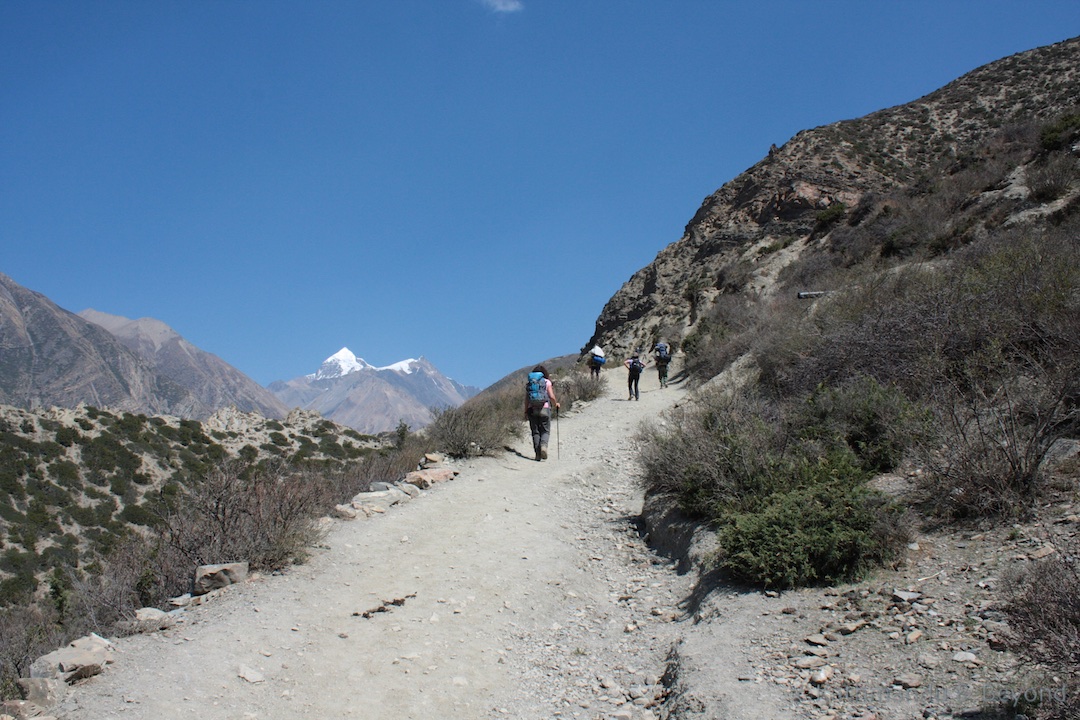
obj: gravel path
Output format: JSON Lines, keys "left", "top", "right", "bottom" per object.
{"left": 57, "top": 366, "right": 793, "bottom": 720}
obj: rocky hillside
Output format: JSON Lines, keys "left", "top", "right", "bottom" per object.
{"left": 0, "top": 273, "right": 289, "bottom": 421}
{"left": 0, "top": 272, "right": 197, "bottom": 417}
{"left": 78, "top": 309, "right": 289, "bottom": 420}
{"left": 584, "top": 35, "right": 1080, "bottom": 360}
{"left": 0, "top": 401, "right": 380, "bottom": 603}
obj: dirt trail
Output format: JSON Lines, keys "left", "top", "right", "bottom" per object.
{"left": 58, "top": 365, "right": 793, "bottom": 720}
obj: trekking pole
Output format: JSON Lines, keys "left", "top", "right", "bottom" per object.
{"left": 555, "top": 407, "right": 560, "bottom": 460}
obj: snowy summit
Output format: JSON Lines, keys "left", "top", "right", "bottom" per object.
{"left": 309, "top": 348, "right": 422, "bottom": 380}
{"left": 379, "top": 359, "right": 420, "bottom": 374}
{"left": 310, "top": 347, "right": 372, "bottom": 380}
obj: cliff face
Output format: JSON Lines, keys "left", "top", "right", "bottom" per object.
{"left": 584, "top": 36, "right": 1080, "bottom": 361}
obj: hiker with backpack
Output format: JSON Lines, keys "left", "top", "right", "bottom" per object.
{"left": 653, "top": 341, "right": 671, "bottom": 388}
{"left": 524, "top": 365, "right": 560, "bottom": 461}
{"left": 624, "top": 353, "right": 645, "bottom": 401}
{"left": 587, "top": 345, "right": 606, "bottom": 379}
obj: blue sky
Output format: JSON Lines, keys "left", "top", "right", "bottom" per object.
{"left": 2, "top": 2, "right": 1077, "bottom": 390}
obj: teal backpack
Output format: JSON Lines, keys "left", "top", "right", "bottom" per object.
{"left": 526, "top": 372, "right": 548, "bottom": 410}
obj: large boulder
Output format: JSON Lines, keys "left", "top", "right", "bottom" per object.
{"left": 29, "top": 633, "right": 114, "bottom": 684}
{"left": 193, "top": 562, "right": 249, "bottom": 595}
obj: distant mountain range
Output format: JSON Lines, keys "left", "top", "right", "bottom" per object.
{"left": 0, "top": 272, "right": 476, "bottom": 431}
{"left": 77, "top": 308, "right": 289, "bottom": 420}
{"left": 268, "top": 347, "right": 480, "bottom": 434}
{"left": 0, "top": 272, "right": 199, "bottom": 417}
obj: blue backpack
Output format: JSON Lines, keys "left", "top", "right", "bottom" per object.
{"left": 526, "top": 372, "right": 548, "bottom": 410}
{"left": 655, "top": 343, "right": 670, "bottom": 363}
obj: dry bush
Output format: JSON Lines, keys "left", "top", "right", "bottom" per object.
{"left": 347, "top": 432, "right": 431, "bottom": 488}
{"left": 157, "top": 459, "right": 331, "bottom": 574}
{"left": 63, "top": 534, "right": 174, "bottom": 630}
{"left": 789, "top": 229, "right": 1080, "bottom": 518}
{"left": 750, "top": 295, "right": 830, "bottom": 396}
{"left": 776, "top": 244, "right": 844, "bottom": 287}
{"left": 915, "top": 366, "right": 1078, "bottom": 519}
{"left": 638, "top": 386, "right": 784, "bottom": 515}
{"left": 1003, "top": 535, "right": 1080, "bottom": 720}
{"left": 684, "top": 294, "right": 777, "bottom": 385}
{"left": 0, "top": 604, "right": 63, "bottom": 700}
{"left": 426, "top": 386, "right": 523, "bottom": 458}
{"left": 552, "top": 368, "right": 604, "bottom": 407}
{"left": 1028, "top": 152, "right": 1078, "bottom": 203}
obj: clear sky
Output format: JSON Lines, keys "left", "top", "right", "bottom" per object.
{"left": 2, "top": 2, "right": 1077, "bottom": 390}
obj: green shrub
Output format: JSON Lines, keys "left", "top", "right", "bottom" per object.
{"left": 814, "top": 202, "right": 847, "bottom": 232}
{"left": 638, "top": 386, "right": 910, "bottom": 588}
{"left": 717, "top": 459, "right": 907, "bottom": 589}
{"left": 797, "top": 377, "right": 928, "bottom": 474}
{"left": 53, "top": 426, "right": 82, "bottom": 447}
{"left": 1039, "top": 112, "right": 1080, "bottom": 151}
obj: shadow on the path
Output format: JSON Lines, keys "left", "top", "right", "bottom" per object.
{"left": 504, "top": 445, "right": 538, "bottom": 462}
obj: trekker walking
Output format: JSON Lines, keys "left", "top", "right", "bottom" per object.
{"left": 624, "top": 353, "right": 644, "bottom": 401}
{"left": 653, "top": 341, "right": 671, "bottom": 388}
{"left": 587, "top": 345, "right": 606, "bottom": 379}
{"left": 524, "top": 365, "right": 560, "bottom": 461}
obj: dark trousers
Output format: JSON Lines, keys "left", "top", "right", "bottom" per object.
{"left": 528, "top": 407, "right": 551, "bottom": 452}
{"left": 628, "top": 373, "right": 640, "bottom": 399}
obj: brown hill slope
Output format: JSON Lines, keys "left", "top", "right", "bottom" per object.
{"left": 0, "top": 272, "right": 198, "bottom": 417}
{"left": 78, "top": 309, "right": 289, "bottom": 420}
{"left": 584, "top": 35, "right": 1080, "bottom": 360}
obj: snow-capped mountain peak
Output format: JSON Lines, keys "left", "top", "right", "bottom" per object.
{"left": 378, "top": 358, "right": 420, "bottom": 374}
{"left": 309, "top": 347, "right": 372, "bottom": 380}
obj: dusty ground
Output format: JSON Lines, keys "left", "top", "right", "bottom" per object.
{"left": 54, "top": 362, "right": 1078, "bottom": 720}
{"left": 60, "top": 365, "right": 784, "bottom": 720}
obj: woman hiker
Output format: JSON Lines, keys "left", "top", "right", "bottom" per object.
{"left": 524, "top": 365, "right": 560, "bottom": 461}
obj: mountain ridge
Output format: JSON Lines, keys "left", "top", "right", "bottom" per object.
{"left": 583, "top": 35, "right": 1080, "bottom": 361}
{"left": 77, "top": 308, "right": 290, "bottom": 420}
{"left": 0, "top": 272, "right": 199, "bottom": 417}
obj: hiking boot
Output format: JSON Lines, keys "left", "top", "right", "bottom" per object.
{"left": 540, "top": 448, "right": 548, "bottom": 460}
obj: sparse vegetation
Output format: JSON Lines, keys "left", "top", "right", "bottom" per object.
{"left": 638, "top": 382, "right": 912, "bottom": 588}
{"left": 1003, "top": 536, "right": 1080, "bottom": 720}
{"left": 645, "top": 112, "right": 1080, "bottom": 593}
{"left": 427, "top": 386, "right": 523, "bottom": 458}
{"left": 0, "top": 404, "right": 431, "bottom": 698}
